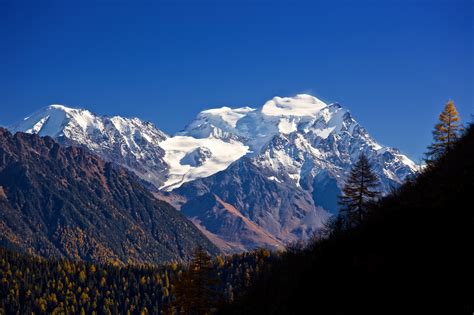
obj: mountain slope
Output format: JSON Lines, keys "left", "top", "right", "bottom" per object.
{"left": 0, "top": 128, "right": 218, "bottom": 264}
{"left": 181, "top": 193, "right": 285, "bottom": 252}
{"left": 222, "top": 125, "right": 474, "bottom": 314}
{"left": 175, "top": 158, "right": 329, "bottom": 251}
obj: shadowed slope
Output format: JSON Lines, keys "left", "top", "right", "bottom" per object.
{"left": 0, "top": 128, "right": 218, "bottom": 264}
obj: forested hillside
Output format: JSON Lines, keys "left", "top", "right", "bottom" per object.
{"left": 0, "top": 247, "right": 276, "bottom": 314}
{"left": 221, "top": 125, "right": 474, "bottom": 314}
{"left": 0, "top": 128, "right": 217, "bottom": 264}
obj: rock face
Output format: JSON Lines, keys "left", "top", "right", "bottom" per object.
{"left": 0, "top": 128, "right": 218, "bottom": 264}
{"left": 10, "top": 95, "right": 418, "bottom": 252}
{"left": 175, "top": 158, "right": 329, "bottom": 252}
{"left": 180, "top": 147, "right": 212, "bottom": 167}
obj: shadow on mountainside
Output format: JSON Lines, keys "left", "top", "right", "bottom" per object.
{"left": 221, "top": 125, "right": 474, "bottom": 315}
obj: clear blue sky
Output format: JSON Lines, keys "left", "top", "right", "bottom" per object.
{"left": 1, "top": 0, "right": 472, "bottom": 161}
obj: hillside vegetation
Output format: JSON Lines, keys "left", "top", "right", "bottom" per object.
{"left": 0, "top": 246, "right": 277, "bottom": 314}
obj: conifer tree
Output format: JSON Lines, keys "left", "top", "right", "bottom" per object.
{"left": 339, "top": 153, "right": 380, "bottom": 227}
{"left": 173, "top": 247, "right": 220, "bottom": 314}
{"left": 190, "top": 246, "right": 220, "bottom": 314}
{"left": 426, "top": 100, "right": 462, "bottom": 161}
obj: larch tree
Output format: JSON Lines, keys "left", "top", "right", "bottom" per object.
{"left": 338, "top": 153, "right": 380, "bottom": 228}
{"left": 426, "top": 100, "right": 462, "bottom": 162}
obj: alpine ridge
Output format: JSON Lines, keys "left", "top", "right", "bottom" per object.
{"left": 10, "top": 94, "right": 418, "bottom": 252}
{"left": 11, "top": 105, "right": 169, "bottom": 189}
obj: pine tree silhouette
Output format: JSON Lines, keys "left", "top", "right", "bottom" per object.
{"left": 338, "top": 153, "right": 380, "bottom": 227}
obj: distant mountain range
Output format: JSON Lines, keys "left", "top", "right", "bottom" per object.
{"left": 0, "top": 128, "right": 218, "bottom": 264}
{"left": 11, "top": 105, "right": 169, "bottom": 189}
{"left": 9, "top": 94, "right": 418, "bottom": 252}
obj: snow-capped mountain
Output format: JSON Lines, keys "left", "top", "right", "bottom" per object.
{"left": 10, "top": 94, "right": 418, "bottom": 252}
{"left": 180, "top": 94, "right": 417, "bottom": 201}
{"left": 10, "top": 105, "right": 169, "bottom": 188}
{"left": 170, "top": 94, "right": 417, "bottom": 251}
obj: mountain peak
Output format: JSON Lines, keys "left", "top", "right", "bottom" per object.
{"left": 13, "top": 104, "right": 101, "bottom": 138}
{"left": 261, "top": 94, "right": 328, "bottom": 117}
{"left": 47, "top": 104, "right": 80, "bottom": 112}
{"left": 11, "top": 104, "right": 169, "bottom": 188}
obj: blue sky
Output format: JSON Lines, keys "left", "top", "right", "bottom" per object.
{"left": 1, "top": 0, "right": 472, "bottom": 161}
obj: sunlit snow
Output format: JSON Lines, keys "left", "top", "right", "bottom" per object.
{"left": 159, "top": 136, "right": 249, "bottom": 190}
{"left": 278, "top": 118, "right": 298, "bottom": 134}
{"left": 261, "top": 94, "right": 327, "bottom": 117}
{"left": 199, "top": 106, "right": 255, "bottom": 128}
{"left": 10, "top": 94, "right": 419, "bottom": 196}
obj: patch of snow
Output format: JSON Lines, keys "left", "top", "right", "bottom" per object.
{"left": 25, "top": 116, "right": 50, "bottom": 134}
{"left": 314, "top": 126, "right": 336, "bottom": 139}
{"left": 396, "top": 153, "right": 419, "bottom": 172}
{"left": 199, "top": 106, "right": 255, "bottom": 128}
{"left": 69, "top": 109, "right": 103, "bottom": 132}
{"left": 48, "top": 104, "right": 75, "bottom": 112}
{"left": 110, "top": 116, "right": 130, "bottom": 134}
{"left": 159, "top": 136, "right": 249, "bottom": 190}
{"left": 383, "top": 168, "right": 397, "bottom": 181}
{"left": 326, "top": 108, "right": 347, "bottom": 131}
{"left": 13, "top": 105, "right": 69, "bottom": 137}
{"left": 278, "top": 118, "right": 297, "bottom": 134}
{"left": 371, "top": 142, "right": 383, "bottom": 150}
{"left": 267, "top": 176, "right": 282, "bottom": 183}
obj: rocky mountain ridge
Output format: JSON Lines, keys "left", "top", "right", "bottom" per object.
{"left": 10, "top": 94, "right": 418, "bottom": 251}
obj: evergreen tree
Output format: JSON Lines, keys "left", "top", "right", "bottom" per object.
{"left": 426, "top": 100, "right": 462, "bottom": 161}
{"left": 338, "top": 153, "right": 380, "bottom": 227}
{"left": 173, "top": 247, "right": 220, "bottom": 314}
